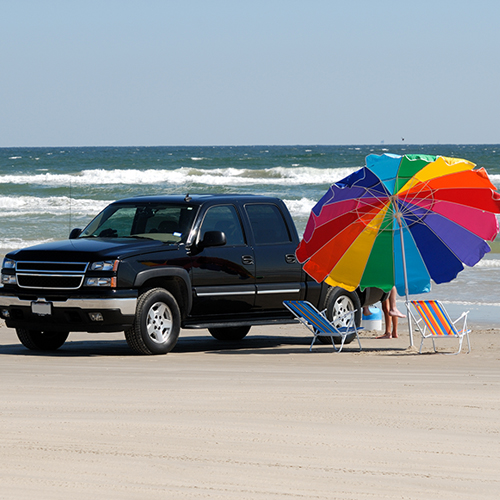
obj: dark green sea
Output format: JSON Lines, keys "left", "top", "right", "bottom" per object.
{"left": 1, "top": 144, "right": 499, "bottom": 324}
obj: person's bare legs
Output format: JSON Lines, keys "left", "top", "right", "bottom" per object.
{"left": 377, "top": 288, "right": 401, "bottom": 338}
{"left": 388, "top": 286, "right": 405, "bottom": 318}
{"left": 391, "top": 315, "right": 398, "bottom": 338}
{"left": 377, "top": 298, "right": 394, "bottom": 338}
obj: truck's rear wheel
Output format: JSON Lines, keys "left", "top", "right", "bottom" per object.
{"left": 125, "top": 288, "right": 181, "bottom": 355}
{"left": 318, "top": 287, "right": 361, "bottom": 345}
{"left": 16, "top": 328, "right": 69, "bottom": 351}
{"left": 208, "top": 326, "right": 251, "bottom": 341}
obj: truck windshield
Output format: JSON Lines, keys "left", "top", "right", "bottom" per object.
{"left": 80, "top": 203, "right": 198, "bottom": 243}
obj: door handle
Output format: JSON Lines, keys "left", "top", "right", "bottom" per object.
{"left": 241, "top": 255, "right": 254, "bottom": 265}
{"left": 285, "top": 254, "right": 297, "bottom": 264}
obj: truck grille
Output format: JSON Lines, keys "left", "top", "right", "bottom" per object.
{"left": 15, "top": 262, "right": 88, "bottom": 290}
{"left": 17, "top": 274, "right": 85, "bottom": 290}
{"left": 16, "top": 262, "right": 88, "bottom": 272}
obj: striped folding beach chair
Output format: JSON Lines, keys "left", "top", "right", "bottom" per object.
{"left": 409, "top": 300, "right": 471, "bottom": 354}
{"left": 283, "top": 300, "right": 362, "bottom": 352}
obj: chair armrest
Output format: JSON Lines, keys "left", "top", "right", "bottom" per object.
{"left": 452, "top": 311, "right": 469, "bottom": 325}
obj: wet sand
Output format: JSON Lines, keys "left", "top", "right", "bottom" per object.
{"left": 0, "top": 321, "right": 499, "bottom": 499}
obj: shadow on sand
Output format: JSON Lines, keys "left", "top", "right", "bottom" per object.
{"left": 0, "top": 331, "right": 412, "bottom": 358}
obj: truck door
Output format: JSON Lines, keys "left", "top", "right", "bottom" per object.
{"left": 245, "top": 203, "right": 303, "bottom": 311}
{"left": 190, "top": 204, "right": 256, "bottom": 316}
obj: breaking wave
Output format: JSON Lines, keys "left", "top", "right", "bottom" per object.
{"left": 0, "top": 166, "right": 355, "bottom": 188}
{"left": 0, "top": 196, "right": 111, "bottom": 217}
{"left": 475, "top": 258, "right": 500, "bottom": 268}
{"left": 283, "top": 197, "right": 316, "bottom": 218}
{"left": 0, "top": 194, "right": 316, "bottom": 222}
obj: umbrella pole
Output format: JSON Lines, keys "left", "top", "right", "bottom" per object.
{"left": 398, "top": 220, "right": 414, "bottom": 347}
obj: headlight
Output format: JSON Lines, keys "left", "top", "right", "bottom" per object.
{"left": 90, "top": 260, "right": 119, "bottom": 271}
{"left": 85, "top": 277, "right": 116, "bottom": 287}
{"left": 2, "top": 259, "right": 15, "bottom": 270}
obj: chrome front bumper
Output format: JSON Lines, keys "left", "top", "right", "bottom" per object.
{"left": 0, "top": 296, "right": 137, "bottom": 316}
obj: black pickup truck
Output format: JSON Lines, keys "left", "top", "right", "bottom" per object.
{"left": 0, "top": 194, "right": 386, "bottom": 354}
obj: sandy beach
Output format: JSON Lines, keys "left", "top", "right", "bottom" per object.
{"left": 0, "top": 320, "right": 499, "bottom": 500}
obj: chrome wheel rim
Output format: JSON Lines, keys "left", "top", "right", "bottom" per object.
{"left": 146, "top": 301, "right": 173, "bottom": 344}
{"left": 332, "top": 296, "right": 355, "bottom": 328}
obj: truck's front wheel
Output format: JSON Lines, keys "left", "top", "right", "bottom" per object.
{"left": 16, "top": 328, "right": 69, "bottom": 351}
{"left": 125, "top": 288, "right": 181, "bottom": 355}
{"left": 208, "top": 326, "right": 251, "bottom": 341}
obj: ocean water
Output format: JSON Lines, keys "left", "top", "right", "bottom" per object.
{"left": 1, "top": 144, "right": 500, "bottom": 325}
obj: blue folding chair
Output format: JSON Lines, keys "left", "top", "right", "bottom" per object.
{"left": 283, "top": 300, "right": 362, "bottom": 352}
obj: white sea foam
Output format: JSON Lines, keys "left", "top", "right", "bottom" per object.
{"left": 475, "top": 259, "right": 500, "bottom": 268}
{"left": 2, "top": 165, "right": 498, "bottom": 189}
{"left": 0, "top": 194, "right": 314, "bottom": 221}
{"left": 487, "top": 173, "right": 500, "bottom": 187}
{"left": 438, "top": 300, "right": 500, "bottom": 307}
{"left": 283, "top": 198, "right": 316, "bottom": 218}
{"left": 0, "top": 166, "right": 357, "bottom": 187}
{"left": 0, "top": 196, "right": 110, "bottom": 217}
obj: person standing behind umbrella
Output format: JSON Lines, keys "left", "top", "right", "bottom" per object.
{"left": 377, "top": 287, "right": 405, "bottom": 339}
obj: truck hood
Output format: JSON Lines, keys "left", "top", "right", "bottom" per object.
{"left": 6, "top": 238, "right": 180, "bottom": 262}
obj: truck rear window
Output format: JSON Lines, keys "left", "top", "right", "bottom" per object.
{"left": 245, "top": 204, "right": 291, "bottom": 245}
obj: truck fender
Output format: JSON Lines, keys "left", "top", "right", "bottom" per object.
{"left": 133, "top": 267, "right": 193, "bottom": 314}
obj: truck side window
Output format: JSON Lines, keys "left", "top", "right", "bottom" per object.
{"left": 246, "top": 204, "right": 291, "bottom": 245}
{"left": 200, "top": 205, "right": 245, "bottom": 246}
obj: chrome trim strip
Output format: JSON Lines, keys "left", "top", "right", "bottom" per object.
{"left": 0, "top": 296, "right": 137, "bottom": 316}
{"left": 256, "top": 282, "right": 302, "bottom": 295}
{"left": 196, "top": 291, "right": 255, "bottom": 297}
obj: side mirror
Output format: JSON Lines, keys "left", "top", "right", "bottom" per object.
{"left": 201, "top": 230, "right": 226, "bottom": 248}
{"left": 69, "top": 228, "right": 82, "bottom": 239}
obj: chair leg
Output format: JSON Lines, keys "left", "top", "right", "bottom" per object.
{"left": 309, "top": 335, "right": 317, "bottom": 351}
{"left": 443, "top": 343, "right": 461, "bottom": 355}
{"left": 441, "top": 334, "right": 471, "bottom": 355}
{"left": 445, "top": 334, "right": 464, "bottom": 355}
{"left": 443, "top": 346, "right": 460, "bottom": 355}
{"left": 336, "top": 335, "right": 346, "bottom": 353}
{"left": 355, "top": 331, "right": 362, "bottom": 351}
{"left": 332, "top": 335, "right": 340, "bottom": 352}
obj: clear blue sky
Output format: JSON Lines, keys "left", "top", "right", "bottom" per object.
{"left": 1, "top": 0, "right": 499, "bottom": 147}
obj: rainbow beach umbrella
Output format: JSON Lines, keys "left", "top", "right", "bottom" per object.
{"left": 296, "top": 153, "right": 500, "bottom": 345}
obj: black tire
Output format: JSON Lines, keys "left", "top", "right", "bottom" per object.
{"left": 125, "top": 288, "right": 181, "bottom": 355}
{"left": 16, "top": 328, "right": 69, "bottom": 351}
{"left": 318, "top": 287, "right": 361, "bottom": 345}
{"left": 208, "top": 326, "right": 251, "bottom": 341}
